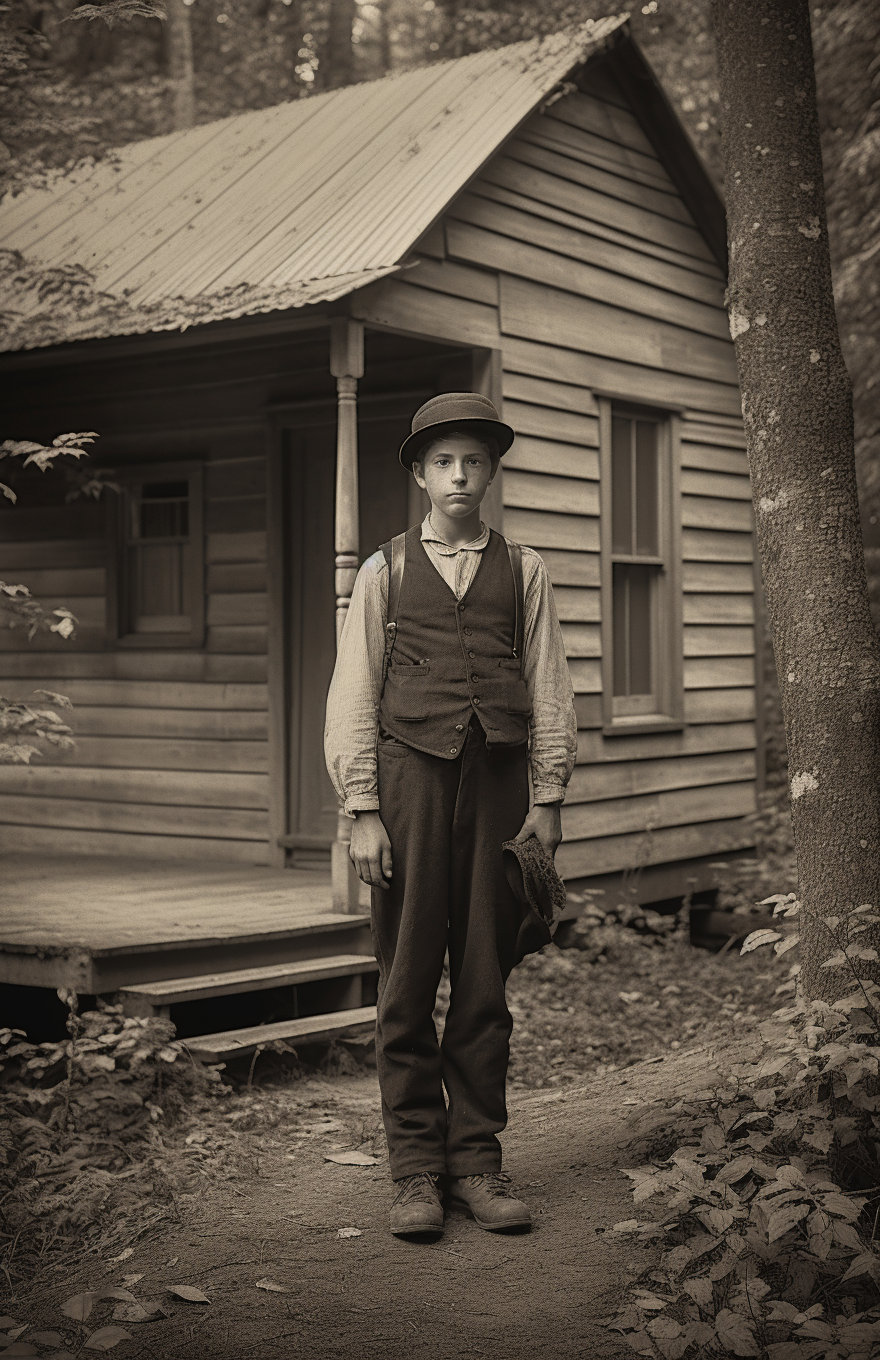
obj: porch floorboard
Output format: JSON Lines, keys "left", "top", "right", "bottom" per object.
{"left": 1, "top": 853, "right": 341, "bottom": 957}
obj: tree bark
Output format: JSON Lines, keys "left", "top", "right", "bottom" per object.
{"left": 164, "top": 0, "right": 196, "bottom": 131}
{"left": 324, "top": 0, "right": 356, "bottom": 89}
{"left": 710, "top": 0, "right": 880, "bottom": 1000}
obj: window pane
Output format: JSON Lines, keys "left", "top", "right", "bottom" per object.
{"left": 611, "top": 417, "right": 632, "bottom": 554}
{"left": 134, "top": 542, "right": 185, "bottom": 619}
{"left": 634, "top": 421, "right": 658, "bottom": 556}
{"left": 628, "top": 564, "right": 652, "bottom": 694}
{"left": 612, "top": 563, "right": 628, "bottom": 696}
{"left": 140, "top": 481, "right": 189, "bottom": 539}
{"left": 612, "top": 563, "right": 654, "bottom": 697}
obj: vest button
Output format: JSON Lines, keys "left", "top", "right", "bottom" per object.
{"left": 464, "top": 627, "right": 472, "bottom": 635}
{"left": 450, "top": 746, "right": 458, "bottom": 754}
{"left": 468, "top": 651, "right": 475, "bottom": 659}
{"left": 455, "top": 724, "right": 464, "bottom": 732}
{"left": 471, "top": 673, "right": 479, "bottom": 681}
{"left": 472, "top": 697, "right": 481, "bottom": 706}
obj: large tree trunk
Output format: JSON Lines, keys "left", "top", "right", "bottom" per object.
{"left": 164, "top": 0, "right": 196, "bottom": 131}
{"left": 324, "top": 0, "right": 356, "bottom": 89}
{"left": 710, "top": 0, "right": 880, "bottom": 1000}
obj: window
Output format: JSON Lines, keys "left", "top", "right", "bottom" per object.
{"left": 599, "top": 401, "right": 682, "bottom": 730}
{"left": 111, "top": 462, "right": 205, "bottom": 647}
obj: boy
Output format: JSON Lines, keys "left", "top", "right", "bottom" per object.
{"left": 324, "top": 392, "right": 576, "bottom": 1237}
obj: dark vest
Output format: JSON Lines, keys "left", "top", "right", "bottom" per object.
{"left": 377, "top": 525, "right": 532, "bottom": 759}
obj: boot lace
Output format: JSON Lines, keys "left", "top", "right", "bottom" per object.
{"left": 464, "top": 1172, "right": 514, "bottom": 1198}
{"left": 392, "top": 1173, "right": 441, "bottom": 1208}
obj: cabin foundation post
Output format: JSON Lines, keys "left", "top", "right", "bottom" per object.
{"left": 330, "top": 318, "right": 365, "bottom": 914}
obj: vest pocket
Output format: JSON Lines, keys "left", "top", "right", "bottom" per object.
{"left": 384, "top": 662, "right": 431, "bottom": 721}
{"left": 498, "top": 658, "right": 532, "bottom": 716}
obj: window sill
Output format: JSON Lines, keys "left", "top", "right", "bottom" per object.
{"left": 602, "top": 717, "right": 685, "bottom": 737}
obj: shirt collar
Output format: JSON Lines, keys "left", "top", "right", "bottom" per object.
{"left": 420, "top": 513, "right": 490, "bottom": 556}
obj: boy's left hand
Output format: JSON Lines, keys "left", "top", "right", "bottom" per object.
{"left": 513, "top": 802, "right": 562, "bottom": 857}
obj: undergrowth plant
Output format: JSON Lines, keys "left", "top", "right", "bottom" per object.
{"left": 0, "top": 997, "right": 227, "bottom": 1290}
{"left": 605, "top": 895, "right": 880, "bottom": 1359}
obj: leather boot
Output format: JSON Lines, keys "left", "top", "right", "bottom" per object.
{"left": 448, "top": 1172, "right": 532, "bottom": 1231}
{"left": 389, "top": 1172, "right": 444, "bottom": 1237}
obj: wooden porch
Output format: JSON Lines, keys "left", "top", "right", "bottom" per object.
{"left": 0, "top": 853, "right": 378, "bottom": 1057}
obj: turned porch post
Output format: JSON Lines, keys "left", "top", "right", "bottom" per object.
{"left": 330, "top": 318, "right": 364, "bottom": 913}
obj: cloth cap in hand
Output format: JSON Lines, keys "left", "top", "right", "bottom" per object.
{"left": 502, "top": 833, "right": 568, "bottom": 965}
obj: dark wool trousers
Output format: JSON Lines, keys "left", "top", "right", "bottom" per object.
{"left": 371, "top": 714, "right": 529, "bottom": 1181}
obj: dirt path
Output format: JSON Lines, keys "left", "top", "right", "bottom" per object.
{"left": 10, "top": 1039, "right": 757, "bottom": 1360}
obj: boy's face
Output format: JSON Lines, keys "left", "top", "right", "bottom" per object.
{"left": 411, "top": 433, "right": 497, "bottom": 517}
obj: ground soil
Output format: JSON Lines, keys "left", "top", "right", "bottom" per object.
{"left": 2, "top": 934, "right": 778, "bottom": 1360}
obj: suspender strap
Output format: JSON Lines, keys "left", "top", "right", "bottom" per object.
{"left": 505, "top": 538, "right": 524, "bottom": 678}
{"left": 381, "top": 531, "right": 407, "bottom": 688}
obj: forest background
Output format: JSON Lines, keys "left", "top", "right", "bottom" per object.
{"left": 2, "top": 0, "right": 879, "bottom": 593}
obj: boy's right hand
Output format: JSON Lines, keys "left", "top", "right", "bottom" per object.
{"left": 350, "top": 811, "right": 393, "bottom": 889}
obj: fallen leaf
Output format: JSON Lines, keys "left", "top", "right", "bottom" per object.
{"left": 120, "top": 1275, "right": 143, "bottom": 1289}
{"left": 96, "top": 1289, "right": 138, "bottom": 1304}
{"left": 323, "top": 1150, "right": 379, "bottom": 1166}
{"left": 162, "top": 1258, "right": 179, "bottom": 1269}
{"left": 0, "top": 1324, "right": 16, "bottom": 1333}
{"left": 106, "top": 1248, "right": 134, "bottom": 1264}
{"left": 337, "top": 1228, "right": 363, "bottom": 1239}
{"left": 255, "top": 1279, "right": 290, "bottom": 1293}
{"left": 2, "top": 1328, "right": 28, "bottom": 1341}
{"left": 83, "top": 1326, "right": 132, "bottom": 1351}
{"left": 111, "top": 1302, "right": 160, "bottom": 1324}
{"left": 166, "top": 1286, "right": 210, "bottom": 1304}
{"left": 61, "top": 1294, "right": 95, "bottom": 1323}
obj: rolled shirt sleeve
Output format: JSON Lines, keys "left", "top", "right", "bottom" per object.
{"left": 323, "top": 551, "right": 388, "bottom": 817}
{"left": 519, "top": 547, "right": 578, "bottom": 805}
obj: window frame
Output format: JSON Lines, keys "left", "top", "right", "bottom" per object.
{"left": 598, "top": 399, "right": 683, "bottom": 735}
{"left": 108, "top": 460, "right": 205, "bottom": 649}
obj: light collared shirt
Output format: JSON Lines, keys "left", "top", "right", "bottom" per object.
{"left": 324, "top": 514, "right": 577, "bottom": 816}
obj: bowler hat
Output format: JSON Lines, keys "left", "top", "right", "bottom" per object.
{"left": 399, "top": 392, "right": 515, "bottom": 470}
{"left": 502, "top": 833, "right": 568, "bottom": 965}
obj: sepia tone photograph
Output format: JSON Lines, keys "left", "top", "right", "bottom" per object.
{"left": 1, "top": 0, "right": 880, "bottom": 1355}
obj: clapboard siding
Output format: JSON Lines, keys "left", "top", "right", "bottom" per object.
{"left": 501, "top": 371, "right": 599, "bottom": 416}
{"left": 502, "top": 335, "right": 742, "bottom": 418}
{"left": 501, "top": 399, "right": 599, "bottom": 445}
{"left": 0, "top": 679, "right": 267, "bottom": 708}
{"left": 576, "top": 721, "right": 756, "bottom": 765}
{"left": 0, "top": 792, "right": 266, "bottom": 840}
{"left": 53, "top": 706, "right": 268, "bottom": 740}
{"left": 500, "top": 276, "right": 738, "bottom": 386}
{"left": 445, "top": 218, "right": 728, "bottom": 339}
{"left": 567, "top": 750, "right": 755, "bottom": 803}
{"left": 0, "top": 824, "right": 269, "bottom": 864}
{"left": 0, "top": 765, "right": 269, "bottom": 808}
{"left": 557, "top": 817, "right": 755, "bottom": 881}
{"left": 1, "top": 453, "right": 271, "bottom": 858}
{"left": 468, "top": 178, "right": 724, "bottom": 283}
{"left": 504, "top": 436, "right": 599, "bottom": 480}
{"left": 562, "top": 780, "right": 755, "bottom": 842}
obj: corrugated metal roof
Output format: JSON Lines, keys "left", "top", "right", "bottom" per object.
{"left": 0, "top": 15, "right": 627, "bottom": 351}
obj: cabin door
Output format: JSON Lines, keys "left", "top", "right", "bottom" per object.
{"left": 283, "top": 397, "right": 427, "bottom": 858}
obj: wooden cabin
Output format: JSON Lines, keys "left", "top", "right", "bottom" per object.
{"left": 0, "top": 16, "right": 761, "bottom": 932}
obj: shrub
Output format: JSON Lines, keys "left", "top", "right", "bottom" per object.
{"left": 605, "top": 896, "right": 880, "bottom": 1358}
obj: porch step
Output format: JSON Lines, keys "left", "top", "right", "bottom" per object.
{"left": 185, "top": 1006, "right": 378, "bottom": 1061}
{"left": 119, "top": 953, "right": 377, "bottom": 1009}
